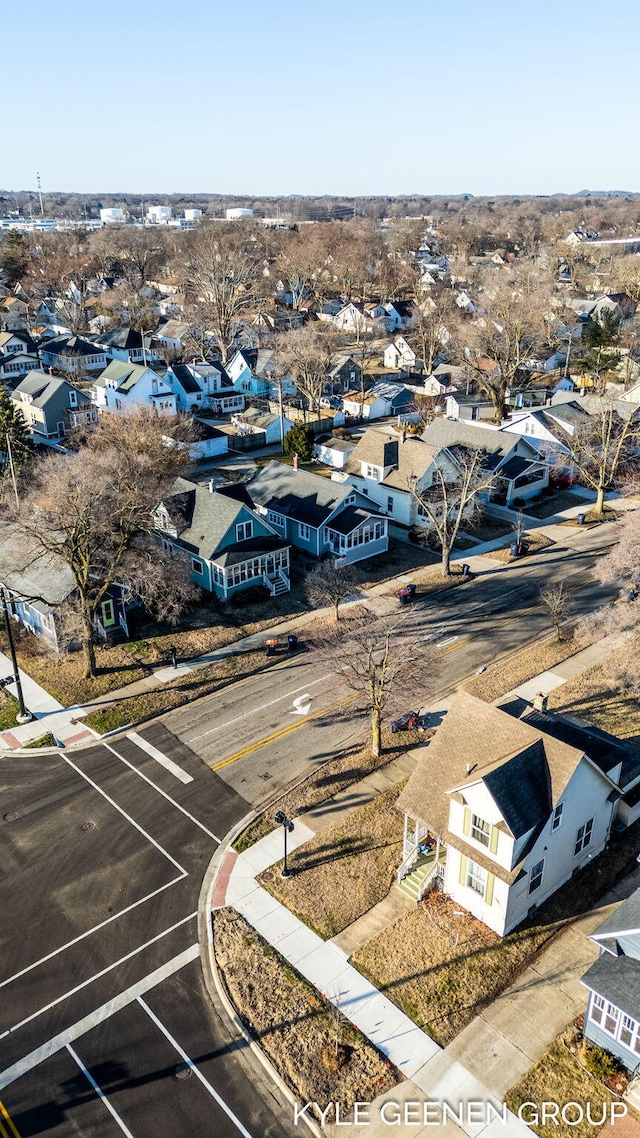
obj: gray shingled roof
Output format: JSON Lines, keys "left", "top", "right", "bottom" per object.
{"left": 582, "top": 954, "right": 640, "bottom": 1021}
{"left": 422, "top": 419, "right": 519, "bottom": 467}
{"left": 590, "top": 888, "right": 640, "bottom": 942}
{"left": 97, "top": 326, "right": 142, "bottom": 350}
{"left": 158, "top": 477, "right": 271, "bottom": 559}
{"left": 248, "top": 461, "right": 352, "bottom": 527}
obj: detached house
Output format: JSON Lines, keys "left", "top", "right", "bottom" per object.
{"left": 396, "top": 693, "right": 624, "bottom": 937}
{"left": 93, "top": 360, "right": 177, "bottom": 415}
{"left": 582, "top": 889, "right": 640, "bottom": 1073}
{"left": 40, "top": 335, "right": 107, "bottom": 374}
{"left": 165, "top": 362, "right": 245, "bottom": 414}
{"left": 422, "top": 419, "right": 548, "bottom": 506}
{"left": 93, "top": 326, "right": 150, "bottom": 364}
{"left": 154, "top": 479, "right": 291, "bottom": 599}
{"left": 12, "top": 371, "right": 98, "bottom": 440}
{"left": 341, "top": 427, "right": 459, "bottom": 529}
{"left": 384, "top": 337, "right": 417, "bottom": 372}
{"left": 342, "top": 381, "right": 414, "bottom": 421}
{"left": 501, "top": 400, "right": 593, "bottom": 469}
{"left": 248, "top": 461, "right": 388, "bottom": 563}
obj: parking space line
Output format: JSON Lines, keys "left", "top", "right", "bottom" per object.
{"left": 126, "top": 732, "right": 194, "bottom": 784}
{"left": 0, "top": 875, "right": 186, "bottom": 991}
{"left": 0, "top": 1101, "right": 20, "bottom": 1138}
{"left": 101, "top": 742, "right": 221, "bottom": 843}
{"left": 0, "top": 913, "right": 197, "bottom": 1041}
{"left": 60, "top": 753, "right": 187, "bottom": 875}
{"left": 0, "top": 945, "right": 199, "bottom": 1091}
{"left": 66, "top": 1045, "right": 134, "bottom": 1138}
{"left": 137, "top": 998, "right": 254, "bottom": 1138}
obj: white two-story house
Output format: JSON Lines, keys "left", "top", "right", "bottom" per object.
{"left": 338, "top": 427, "right": 460, "bottom": 531}
{"left": 165, "top": 362, "right": 245, "bottom": 414}
{"left": 92, "top": 360, "right": 177, "bottom": 415}
{"left": 396, "top": 692, "right": 630, "bottom": 937}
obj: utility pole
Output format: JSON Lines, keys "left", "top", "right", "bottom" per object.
{"left": 6, "top": 435, "right": 19, "bottom": 509}
{"left": 563, "top": 331, "right": 573, "bottom": 380}
{"left": 36, "top": 172, "right": 44, "bottom": 216}
{"left": 0, "top": 589, "right": 31, "bottom": 721}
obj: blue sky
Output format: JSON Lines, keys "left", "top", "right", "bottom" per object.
{"left": 5, "top": 0, "right": 640, "bottom": 196}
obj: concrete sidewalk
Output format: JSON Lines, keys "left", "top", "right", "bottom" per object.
{"left": 216, "top": 825, "right": 531, "bottom": 1138}
{"left": 0, "top": 649, "right": 95, "bottom": 749}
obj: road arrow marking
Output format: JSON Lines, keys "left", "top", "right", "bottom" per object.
{"left": 291, "top": 694, "right": 312, "bottom": 716}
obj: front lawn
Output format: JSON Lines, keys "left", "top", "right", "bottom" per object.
{"left": 0, "top": 691, "right": 18, "bottom": 730}
{"left": 258, "top": 784, "right": 406, "bottom": 938}
{"left": 462, "top": 630, "right": 587, "bottom": 703}
{"left": 506, "top": 1027, "right": 633, "bottom": 1138}
{"left": 0, "top": 631, "right": 149, "bottom": 708}
{"left": 548, "top": 635, "right": 640, "bottom": 743}
{"left": 484, "top": 531, "right": 554, "bottom": 563}
{"left": 525, "top": 490, "right": 592, "bottom": 519}
{"left": 214, "top": 909, "right": 399, "bottom": 1109}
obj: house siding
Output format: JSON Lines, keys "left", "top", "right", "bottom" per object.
{"left": 584, "top": 992, "right": 640, "bottom": 1074}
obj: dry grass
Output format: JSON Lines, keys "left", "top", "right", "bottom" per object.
{"left": 463, "top": 517, "right": 514, "bottom": 542}
{"left": 506, "top": 1029, "right": 633, "bottom": 1138}
{"left": 233, "top": 731, "right": 412, "bottom": 852}
{"left": 258, "top": 784, "right": 406, "bottom": 939}
{"left": 483, "top": 531, "right": 554, "bottom": 563}
{"left": 214, "top": 909, "right": 399, "bottom": 1109}
{"left": 84, "top": 650, "right": 277, "bottom": 734}
{"left": 461, "top": 631, "right": 585, "bottom": 703}
{"left": 0, "top": 691, "right": 18, "bottom": 730}
{"left": 353, "top": 819, "right": 640, "bottom": 1047}
{"left": 558, "top": 507, "right": 618, "bottom": 529}
{"left": 547, "top": 636, "right": 640, "bottom": 743}
{"left": 526, "top": 490, "right": 593, "bottom": 519}
{"left": 352, "top": 892, "right": 559, "bottom": 1047}
{"left": 0, "top": 630, "right": 149, "bottom": 708}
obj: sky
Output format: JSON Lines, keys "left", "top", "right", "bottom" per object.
{"left": 4, "top": 0, "right": 640, "bottom": 197}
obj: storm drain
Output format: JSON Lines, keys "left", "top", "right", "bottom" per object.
{"left": 175, "top": 1063, "right": 192, "bottom": 1080}
{"left": 81, "top": 821, "right": 95, "bottom": 831}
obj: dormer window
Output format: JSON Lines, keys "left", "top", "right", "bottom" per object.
{"left": 363, "top": 463, "right": 381, "bottom": 481}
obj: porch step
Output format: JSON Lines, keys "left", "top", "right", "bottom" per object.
{"left": 270, "top": 577, "right": 290, "bottom": 596}
{"left": 396, "top": 851, "right": 437, "bottom": 902}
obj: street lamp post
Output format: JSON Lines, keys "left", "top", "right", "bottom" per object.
{"left": 0, "top": 589, "right": 31, "bottom": 722}
{"left": 274, "top": 810, "right": 294, "bottom": 877}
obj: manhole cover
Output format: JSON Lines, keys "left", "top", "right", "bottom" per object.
{"left": 81, "top": 821, "right": 95, "bottom": 831}
{"left": 3, "top": 812, "right": 18, "bottom": 822}
{"left": 261, "top": 870, "right": 274, "bottom": 883}
{"left": 175, "top": 1062, "right": 192, "bottom": 1080}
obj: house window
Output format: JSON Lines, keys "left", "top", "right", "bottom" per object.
{"left": 529, "top": 858, "right": 544, "bottom": 893}
{"left": 69, "top": 390, "right": 77, "bottom": 406}
{"left": 620, "top": 1015, "right": 640, "bottom": 1054}
{"left": 465, "top": 861, "right": 487, "bottom": 897}
{"left": 363, "top": 464, "right": 381, "bottom": 481}
{"left": 268, "top": 511, "right": 285, "bottom": 527}
{"left": 192, "top": 558, "right": 204, "bottom": 574}
{"left": 236, "top": 521, "right": 253, "bottom": 542}
{"left": 387, "top": 496, "right": 394, "bottom": 513}
{"left": 298, "top": 523, "right": 311, "bottom": 541}
{"left": 552, "top": 803, "right": 564, "bottom": 832}
{"left": 574, "top": 818, "right": 594, "bottom": 856}
{"left": 470, "top": 814, "right": 491, "bottom": 848}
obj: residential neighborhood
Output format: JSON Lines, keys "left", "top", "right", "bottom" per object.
{"left": 6, "top": 64, "right": 640, "bottom": 1134}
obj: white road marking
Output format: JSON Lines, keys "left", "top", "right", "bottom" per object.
{"left": 0, "top": 945, "right": 200, "bottom": 1090}
{"left": 66, "top": 1044, "right": 135, "bottom": 1138}
{"left": 290, "top": 694, "right": 312, "bottom": 716}
{"left": 189, "top": 674, "right": 333, "bottom": 741}
{"left": 0, "top": 913, "right": 197, "bottom": 1039}
{"left": 102, "top": 741, "right": 221, "bottom": 843}
{"left": 0, "top": 875, "right": 186, "bottom": 990}
{"left": 126, "top": 732, "right": 194, "bottom": 784}
{"left": 138, "top": 998, "right": 254, "bottom": 1138}
{"left": 59, "top": 753, "right": 187, "bottom": 875}
{"left": 436, "top": 635, "right": 460, "bottom": 648}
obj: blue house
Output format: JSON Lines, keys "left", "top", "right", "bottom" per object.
{"left": 226, "top": 348, "right": 272, "bottom": 396}
{"left": 154, "top": 479, "right": 291, "bottom": 599}
{"left": 582, "top": 889, "right": 640, "bottom": 1072}
{"left": 247, "top": 461, "right": 388, "bottom": 564}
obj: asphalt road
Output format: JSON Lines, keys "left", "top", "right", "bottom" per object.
{"left": 0, "top": 725, "right": 290, "bottom": 1138}
{"left": 166, "top": 526, "right": 619, "bottom": 803}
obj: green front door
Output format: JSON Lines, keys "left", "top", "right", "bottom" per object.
{"left": 100, "top": 599, "right": 116, "bottom": 628}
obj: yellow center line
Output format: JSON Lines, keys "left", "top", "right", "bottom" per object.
{"left": 0, "top": 1100, "right": 21, "bottom": 1138}
{"left": 210, "top": 696, "right": 355, "bottom": 771}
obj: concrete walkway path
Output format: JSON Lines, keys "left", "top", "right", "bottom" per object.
{"left": 216, "top": 825, "right": 531, "bottom": 1138}
{"left": 0, "top": 649, "right": 95, "bottom": 749}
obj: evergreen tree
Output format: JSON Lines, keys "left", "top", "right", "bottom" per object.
{"left": 283, "top": 422, "right": 314, "bottom": 462}
{"left": 0, "top": 387, "right": 31, "bottom": 476}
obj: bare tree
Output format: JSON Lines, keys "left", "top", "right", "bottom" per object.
{"left": 7, "top": 411, "right": 198, "bottom": 678}
{"left": 540, "top": 583, "right": 572, "bottom": 640}
{"left": 277, "top": 325, "right": 338, "bottom": 416}
{"left": 408, "top": 291, "right": 456, "bottom": 374}
{"left": 408, "top": 447, "right": 496, "bottom": 576}
{"left": 304, "top": 561, "right": 361, "bottom": 622}
{"left": 316, "top": 612, "right": 435, "bottom": 756}
{"left": 184, "top": 226, "right": 259, "bottom": 362}
{"left": 556, "top": 399, "right": 640, "bottom": 516}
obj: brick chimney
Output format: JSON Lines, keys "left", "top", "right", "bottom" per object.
{"left": 533, "top": 692, "right": 548, "bottom": 712}
{"left": 292, "top": 453, "right": 300, "bottom": 471}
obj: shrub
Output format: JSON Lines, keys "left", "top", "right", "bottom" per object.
{"left": 283, "top": 422, "right": 314, "bottom": 462}
{"left": 584, "top": 1044, "right": 619, "bottom": 1081}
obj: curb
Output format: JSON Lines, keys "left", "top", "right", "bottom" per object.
{"left": 198, "top": 817, "right": 323, "bottom": 1138}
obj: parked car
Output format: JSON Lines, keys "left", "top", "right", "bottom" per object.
{"left": 389, "top": 711, "right": 431, "bottom": 733}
